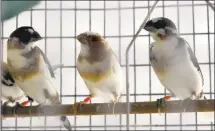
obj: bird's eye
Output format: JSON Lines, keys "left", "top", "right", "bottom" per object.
{"left": 91, "top": 36, "right": 98, "bottom": 42}
{"left": 157, "top": 33, "right": 163, "bottom": 38}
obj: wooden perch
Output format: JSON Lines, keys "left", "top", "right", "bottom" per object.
{"left": 1, "top": 100, "right": 214, "bottom": 118}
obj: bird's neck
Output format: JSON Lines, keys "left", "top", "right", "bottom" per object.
{"left": 79, "top": 47, "right": 110, "bottom": 64}
{"left": 155, "top": 36, "right": 178, "bottom": 49}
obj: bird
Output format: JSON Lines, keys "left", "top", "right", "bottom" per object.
{"left": 6, "top": 26, "right": 72, "bottom": 130}
{"left": 1, "top": 61, "right": 34, "bottom": 115}
{"left": 74, "top": 31, "right": 124, "bottom": 114}
{"left": 143, "top": 17, "right": 205, "bottom": 112}
{"left": 1, "top": 61, "right": 64, "bottom": 109}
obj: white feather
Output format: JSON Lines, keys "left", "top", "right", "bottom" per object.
{"left": 7, "top": 49, "right": 58, "bottom": 104}
{"left": 151, "top": 17, "right": 163, "bottom": 23}
{"left": 7, "top": 49, "right": 27, "bottom": 70}
{"left": 151, "top": 37, "right": 203, "bottom": 100}
{"left": 1, "top": 84, "right": 25, "bottom": 102}
{"left": 80, "top": 44, "right": 90, "bottom": 57}
{"left": 84, "top": 31, "right": 98, "bottom": 36}
{"left": 26, "top": 29, "right": 34, "bottom": 34}
{"left": 77, "top": 52, "right": 123, "bottom": 102}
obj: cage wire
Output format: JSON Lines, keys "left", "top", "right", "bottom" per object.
{"left": 0, "top": 0, "right": 2, "bottom": 130}
{"left": 0, "top": 0, "right": 215, "bottom": 130}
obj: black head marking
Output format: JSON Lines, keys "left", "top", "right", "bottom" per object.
{"left": 144, "top": 17, "right": 177, "bottom": 32}
{"left": 9, "top": 26, "right": 42, "bottom": 45}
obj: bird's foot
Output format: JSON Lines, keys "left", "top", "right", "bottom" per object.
{"left": 21, "top": 96, "right": 34, "bottom": 106}
{"left": 112, "top": 97, "right": 120, "bottom": 116}
{"left": 112, "top": 101, "right": 117, "bottom": 116}
{"left": 1, "top": 101, "right": 11, "bottom": 119}
{"left": 73, "top": 101, "right": 86, "bottom": 114}
{"left": 180, "top": 98, "right": 192, "bottom": 113}
{"left": 156, "top": 95, "right": 171, "bottom": 114}
{"left": 12, "top": 102, "right": 25, "bottom": 116}
{"left": 73, "top": 96, "right": 92, "bottom": 114}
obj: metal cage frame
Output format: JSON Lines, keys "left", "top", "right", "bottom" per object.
{"left": 0, "top": 0, "right": 214, "bottom": 130}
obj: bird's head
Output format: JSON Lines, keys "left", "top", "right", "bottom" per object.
{"left": 8, "top": 26, "right": 42, "bottom": 49}
{"left": 144, "top": 17, "right": 178, "bottom": 42}
{"left": 76, "top": 31, "right": 109, "bottom": 57}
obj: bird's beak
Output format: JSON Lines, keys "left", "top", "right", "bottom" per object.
{"left": 143, "top": 20, "right": 156, "bottom": 32}
{"left": 76, "top": 33, "right": 86, "bottom": 42}
{"left": 29, "top": 31, "right": 42, "bottom": 42}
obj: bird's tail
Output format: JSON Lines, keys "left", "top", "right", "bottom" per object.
{"left": 47, "top": 95, "right": 72, "bottom": 130}
{"left": 59, "top": 116, "right": 72, "bottom": 131}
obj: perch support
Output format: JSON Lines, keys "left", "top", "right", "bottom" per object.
{"left": 1, "top": 100, "right": 214, "bottom": 118}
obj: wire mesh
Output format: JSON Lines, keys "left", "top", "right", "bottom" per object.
{"left": 0, "top": 0, "right": 215, "bottom": 130}
{"left": 0, "top": 1, "right": 2, "bottom": 130}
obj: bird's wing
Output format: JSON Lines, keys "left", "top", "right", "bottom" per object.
{"left": 34, "top": 46, "right": 55, "bottom": 78}
{"left": 149, "top": 42, "right": 155, "bottom": 61}
{"left": 1, "top": 62, "right": 16, "bottom": 86}
{"left": 178, "top": 37, "right": 204, "bottom": 86}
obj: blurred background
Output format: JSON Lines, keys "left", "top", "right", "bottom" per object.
{"left": 1, "top": 0, "right": 214, "bottom": 130}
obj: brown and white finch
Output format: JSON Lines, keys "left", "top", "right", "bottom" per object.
{"left": 74, "top": 31, "right": 124, "bottom": 114}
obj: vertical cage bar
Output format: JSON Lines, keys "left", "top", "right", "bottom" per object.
{"left": 60, "top": 0, "right": 63, "bottom": 130}
{"left": 162, "top": 1, "right": 167, "bottom": 130}
{"left": 44, "top": 0, "right": 47, "bottom": 130}
{"left": 192, "top": 0, "right": 196, "bottom": 54}
{"left": 148, "top": 0, "right": 152, "bottom": 130}
{"left": 211, "top": 121, "right": 214, "bottom": 131}
{"left": 74, "top": 0, "right": 77, "bottom": 130}
{"left": 15, "top": 14, "right": 18, "bottom": 131}
{"left": 30, "top": 6, "right": 33, "bottom": 131}
{"left": 89, "top": 0, "right": 92, "bottom": 130}
{"left": 132, "top": 1, "right": 137, "bottom": 130}
{"left": 125, "top": 1, "right": 159, "bottom": 130}
{"left": 206, "top": 0, "right": 212, "bottom": 101}
{"left": 103, "top": 1, "right": 107, "bottom": 130}
{"left": 191, "top": 1, "right": 198, "bottom": 131}
{"left": 176, "top": 1, "right": 183, "bottom": 130}
{"left": 117, "top": 1, "right": 122, "bottom": 130}
{"left": 205, "top": 0, "right": 214, "bottom": 126}
{"left": 213, "top": 0, "right": 215, "bottom": 126}
{"left": 0, "top": 0, "right": 2, "bottom": 129}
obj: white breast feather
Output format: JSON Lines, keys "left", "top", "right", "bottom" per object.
{"left": 7, "top": 49, "right": 27, "bottom": 69}
{"left": 151, "top": 38, "right": 203, "bottom": 100}
{"left": 7, "top": 50, "right": 58, "bottom": 104}
{"left": 77, "top": 54, "right": 123, "bottom": 102}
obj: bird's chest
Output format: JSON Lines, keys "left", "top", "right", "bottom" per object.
{"left": 7, "top": 49, "right": 41, "bottom": 81}
{"left": 150, "top": 45, "right": 175, "bottom": 77}
{"left": 7, "top": 50, "right": 28, "bottom": 69}
{"left": 77, "top": 59, "right": 112, "bottom": 83}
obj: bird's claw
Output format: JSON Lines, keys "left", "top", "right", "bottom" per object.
{"left": 1, "top": 101, "right": 10, "bottom": 119}
{"left": 12, "top": 102, "right": 25, "bottom": 116}
{"left": 73, "top": 101, "right": 86, "bottom": 114}
{"left": 180, "top": 98, "right": 191, "bottom": 113}
{"left": 27, "top": 96, "right": 34, "bottom": 102}
{"left": 156, "top": 98, "right": 167, "bottom": 114}
{"left": 112, "top": 103, "right": 117, "bottom": 116}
